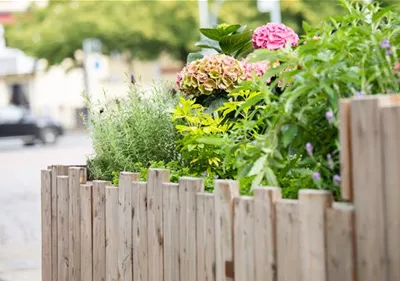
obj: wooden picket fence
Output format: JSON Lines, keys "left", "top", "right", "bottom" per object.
{"left": 41, "top": 95, "right": 400, "bottom": 281}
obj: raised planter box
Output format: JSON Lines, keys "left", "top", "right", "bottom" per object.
{"left": 41, "top": 95, "right": 400, "bottom": 281}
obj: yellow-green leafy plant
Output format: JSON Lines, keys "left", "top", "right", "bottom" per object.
{"left": 172, "top": 97, "right": 233, "bottom": 177}
{"left": 172, "top": 89, "right": 269, "bottom": 193}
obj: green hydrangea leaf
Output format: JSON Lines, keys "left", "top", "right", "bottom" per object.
{"left": 200, "top": 24, "right": 241, "bottom": 40}
{"left": 195, "top": 38, "right": 222, "bottom": 52}
{"left": 219, "top": 31, "right": 252, "bottom": 55}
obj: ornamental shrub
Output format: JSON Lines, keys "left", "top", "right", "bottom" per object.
{"left": 229, "top": 0, "right": 400, "bottom": 198}
{"left": 84, "top": 82, "right": 180, "bottom": 181}
{"left": 173, "top": 0, "right": 400, "bottom": 199}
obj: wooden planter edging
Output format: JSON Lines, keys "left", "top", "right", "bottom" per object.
{"left": 41, "top": 95, "right": 400, "bottom": 281}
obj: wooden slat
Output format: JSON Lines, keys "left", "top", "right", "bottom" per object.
{"left": 179, "top": 177, "right": 204, "bottom": 281}
{"left": 214, "top": 180, "right": 239, "bottom": 281}
{"left": 196, "top": 193, "right": 206, "bottom": 281}
{"left": 299, "top": 189, "right": 333, "bottom": 281}
{"left": 68, "top": 167, "right": 86, "bottom": 281}
{"left": 233, "top": 197, "right": 255, "bottom": 281}
{"left": 57, "top": 175, "right": 69, "bottom": 281}
{"left": 106, "top": 186, "right": 119, "bottom": 281}
{"left": 253, "top": 187, "right": 281, "bottom": 281}
{"left": 205, "top": 193, "right": 216, "bottom": 281}
{"left": 326, "top": 203, "right": 356, "bottom": 281}
{"left": 93, "top": 180, "right": 107, "bottom": 281}
{"left": 79, "top": 168, "right": 87, "bottom": 183}
{"left": 196, "top": 193, "right": 215, "bottom": 281}
{"left": 381, "top": 104, "right": 400, "bottom": 281}
{"left": 163, "top": 183, "right": 180, "bottom": 281}
{"left": 41, "top": 169, "right": 52, "bottom": 281}
{"left": 133, "top": 182, "right": 148, "bottom": 281}
{"left": 51, "top": 165, "right": 69, "bottom": 281}
{"left": 276, "top": 199, "right": 300, "bottom": 281}
{"left": 118, "top": 172, "right": 139, "bottom": 281}
{"left": 80, "top": 183, "right": 93, "bottom": 281}
{"left": 339, "top": 99, "right": 352, "bottom": 201}
{"left": 350, "top": 96, "right": 391, "bottom": 281}
{"left": 147, "top": 169, "right": 170, "bottom": 281}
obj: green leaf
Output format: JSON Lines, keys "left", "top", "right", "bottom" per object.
{"left": 265, "top": 167, "right": 278, "bottom": 187}
{"left": 235, "top": 42, "right": 253, "bottom": 59}
{"left": 248, "top": 155, "right": 267, "bottom": 176}
{"left": 200, "top": 24, "right": 241, "bottom": 40}
{"left": 187, "top": 144, "right": 196, "bottom": 151}
{"left": 200, "top": 28, "right": 225, "bottom": 41}
{"left": 195, "top": 38, "right": 222, "bottom": 52}
{"left": 236, "top": 92, "right": 263, "bottom": 116}
{"left": 187, "top": 52, "right": 203, "bottom": 63}
{"left": 205, "top": 97, "right": 229, "bottom": 113}
{"left": 196, "top": 136, "right": 225, "bottom": 146}
{"left": 284, "top": 91, "right": 304, "bottom": 113}
{"left": 251, "top": 171, "right": 265, "bottom": 190}
{"left": 282, "top": 124, "right": 298, "bottom": 147}
{"left": 235, "top": 25, "right": 248, "bottom": 34}
{"left": 302, "top": 21, "right": 313, "bottom": 33}
{"left": 238, "top": 163, "right": 252, "bottom": 179}
{"left": 223, "top": 24, "right": 242, "bottom": 35}
{"left": 219, "top": 31, "right": 252, "bottom": 55}
{"left": 372, "top": 6, "right": 392, "bottom": 22}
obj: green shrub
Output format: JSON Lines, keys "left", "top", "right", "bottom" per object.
{"left": 84, "top": 82, "right": 180, "bottom": 181}
{"left": 174, "top": 0, "right": 400, "bottom": 199}
{"left": 230, "top": 0, "right": 400, "bottom": 199}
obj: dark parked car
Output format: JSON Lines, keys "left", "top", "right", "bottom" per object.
{"left": 0, "top": 105, "right": 64, "bottom": 146}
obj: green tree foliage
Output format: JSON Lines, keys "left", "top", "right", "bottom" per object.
{"left": 5, "top": 0, "right": 390, "bottom": 66}
{"left": 6, "top": 0, "right": 199, "bottom": 65}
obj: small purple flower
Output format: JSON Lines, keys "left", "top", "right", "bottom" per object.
{"left": 202, "top": 172, "right": 207, "bottom": 178}
{"left": 386, "top": 49, "right": 393, "bottom": 56}
{"left": 327, "top": 153, "right": 334, "bottom": 170}
{"left": 380, "top": 38, "right": 391, "bottom": 49}
{"left": 325, "top": 111, "right": 334, "bottom": 121}
{"left": 306, "top": 142, "right": 313, "bottom": 157}
{"left": 214, "top": 175, "right": 219, "bottom": 179}
{"left": 333, "top": 174, "right": 342, "bottom": 184}
{"left": 354, "top": 91, "right": 365, "bottom": 97}
{"left": 130, "top": 73, "right": 135, "bottom": 84}
{"left": 312, "top": 172, "right": 321, "bottom": 181}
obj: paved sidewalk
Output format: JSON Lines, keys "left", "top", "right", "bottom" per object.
{"left": 0, "top": 243, "right": 41, "bottom": 281}
{"left": 0, "top": 132, "right": 92, "bottom": 281}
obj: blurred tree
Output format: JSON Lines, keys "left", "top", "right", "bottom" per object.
{"left": 5, "top": 0, "right": 199, "bottom": 65}
{"left": 5, "top": 0, "right": 395, "bottom": 66}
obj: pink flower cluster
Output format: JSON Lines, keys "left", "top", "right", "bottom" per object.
{"left": 242, "top": 60, "right": 272, "bottom": 83}
{"left": 252, "top": 23, "right": 299, "bottom": 50}
{"left": 176, "top": 54, "right": 246, "bottom": 96}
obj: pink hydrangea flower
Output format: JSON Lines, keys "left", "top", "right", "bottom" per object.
{"left": 176, "top": 68, "right": 184, "bottom": 88}
{"left": 241, "top": 60, "right": 272, "bottom": 83}
{"left": 252, "top": 23, "right": 299, "bottom": 50}
{"left": 176, "top": 54, "right": 246, "bottom": 96}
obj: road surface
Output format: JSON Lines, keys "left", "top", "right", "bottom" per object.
{"left": 0, "top": 132, "right": 92, "bottom": 281}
